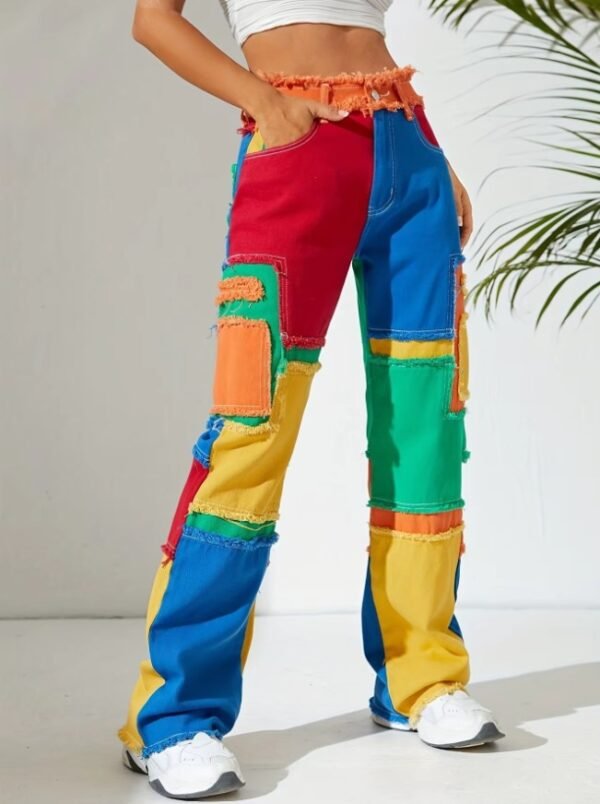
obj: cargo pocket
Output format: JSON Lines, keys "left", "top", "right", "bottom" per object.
{"left": 211, "top": 317, "right": 272, "bottom": 417}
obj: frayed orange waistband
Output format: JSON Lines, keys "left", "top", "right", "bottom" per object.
{"left": 252, "top": 64, "right": 424, "bottom": 119}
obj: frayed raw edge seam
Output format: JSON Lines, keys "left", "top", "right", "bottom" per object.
{"left": 284, "top": 333, "right": 325, "bottom": 349}
{"left": 254, "top": 65, "right": 423, "bottom": 119}
{"left": 224, "top": 419, "right": 278, "bottom": 436}
{"left": 215, "top": 276, "right": 264, "bottom": 305}
{"left": 256, "top": 64, "right": 417, "bottom": 88}
{"left": 118, "top": 727, "right": 143, "bottom": 754}
{"left": 182, "top": 525, "right": 279, "bottom": 551}
{"left": 141, "top": 730, "right": 222, "bottom": 760}
{"left": 408, "top": 682, "right": 467, "bottom": 729}
{"left": 369, "top": 507, "right": 464, "bottom": 531}
{"left": 370, "top": 524, "right": 463, "bottom": 543}
{"left": 286, "top": 360, "right": 322, "bottom": 376}
{"left": 368, "top": 498, "right": 465, "bottom": 513}
{"left": 211, "top": 403, "right": 272, "bottom": 416}
{"left": 369, "top": 355, "right": 454, "bottom": 370}
{"left": 323, "top": 97, "right": 416, "bottom": 119}
{"left": 189, "top": 501, "right": 280, "bottom": 524}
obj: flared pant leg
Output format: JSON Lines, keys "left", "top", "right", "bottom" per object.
{"left": 118, "top": 110, "right": 375, "bottom": 758}
{"left": 353, "top": 106, "right": 471, "bottom": 729}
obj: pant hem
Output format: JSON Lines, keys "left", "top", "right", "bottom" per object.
{"left": 117, "top": 727, "right": 143, "bottom": 754}
{"left": 141, "top": 729, "right": 223, "bottom": 759}
{"left": 369, "top": 697, "right": 411, "bottom": 728}
{"left": 408, "top": 681, "right": 468, "bottom": 729}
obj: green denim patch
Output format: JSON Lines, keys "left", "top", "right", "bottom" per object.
{"left": 285, "top": 346, "right": 322, "bottom": 364}
{"left": 185, "top": 511, "right": 276, "bottom": 541}
{"left": 366, "top": 355, "right": 466, "bottom": 513}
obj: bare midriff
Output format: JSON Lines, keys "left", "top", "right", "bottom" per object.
{"left": 241, "top": 23, "right": 400, "bottom": 78}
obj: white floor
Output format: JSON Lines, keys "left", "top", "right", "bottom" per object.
{"left": 2, "top": 611, "right": 600, "bottom": 803}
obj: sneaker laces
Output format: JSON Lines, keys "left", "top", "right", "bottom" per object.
{"left": 442, "top": 690, "right": 491, "bottom": 716}
{"left": 180, "top": 733, "right": 230, "bottom": 763}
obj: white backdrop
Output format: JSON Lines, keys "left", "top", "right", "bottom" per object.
{"left": 2, "top": 1, "right": 599, "bottom": 618}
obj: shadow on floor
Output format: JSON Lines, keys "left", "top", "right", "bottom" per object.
{"left": 222, "top": 662, "right": 600, "bottom": 799}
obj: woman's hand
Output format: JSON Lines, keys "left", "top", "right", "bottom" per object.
{"left": 446, "top": 159, "right": 473, "bottom": 249}
{"left": 251, "top": 93, "right": 349, "bottom": 150}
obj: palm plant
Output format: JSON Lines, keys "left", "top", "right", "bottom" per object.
{"left": 427, "top": 1, "right": 600, "bottom": 326}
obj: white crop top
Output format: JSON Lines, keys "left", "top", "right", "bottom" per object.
{"left": 218, "top": 1, "right": 393, "bottom": 47}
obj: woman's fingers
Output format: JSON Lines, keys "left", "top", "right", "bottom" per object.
{"left": 460, "top": 190, "right": 473, "bottom": 249}
{"left": 309, "top": 101, "right": 350, "bottom": 122}
{"left": 446, "top": 159, "right": 473, "bottom": 249}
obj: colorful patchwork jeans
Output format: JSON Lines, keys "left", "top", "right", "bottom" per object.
{"left": 118, "top": 65, "right": 471, "bottom": 759}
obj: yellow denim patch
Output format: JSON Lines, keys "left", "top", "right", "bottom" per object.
{"left": 117, "top": 557, "right": 172, "bottom": 752}
{"left": 246, "top": 129, "right": 266, "bottom": 154}
{"left": 368, "top": 524, "right": 470, "bottom": 723}
{"left": 457, "top": 311, "right": 470, "bottom": 402}
{"left": 369, "top": 338, "right": 454, "bottom": 359}
{"left": 190, "top": 361, "right": 321, "bottom": 523}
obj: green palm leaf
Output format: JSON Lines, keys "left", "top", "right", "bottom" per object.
{"left": 425, "top": 0, "right": 599, "bottom": 324}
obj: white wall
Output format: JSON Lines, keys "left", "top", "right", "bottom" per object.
{"left": 2, "top": 1, "right": 598, "bottom": 618}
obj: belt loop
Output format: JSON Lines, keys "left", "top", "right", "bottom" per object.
{"left": 362, "top": 83, "right": 375, "bottom": 116}
{"left": 393, "top": 79, "right": 416, "bottom": 121}
{"left": 320, "top": 82, "right": 331, "bottom": 105}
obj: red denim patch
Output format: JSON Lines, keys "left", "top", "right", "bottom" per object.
{"left": 227, "top": 113, "right": 374, "bottom": 348}
{"left": 161, "top": 459, "right": 209, "bottom": 562}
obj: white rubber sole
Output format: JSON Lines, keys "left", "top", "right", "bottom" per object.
{"left": 123, "top": 746, "right": 245, "bottom": 799}
{"left": 419, "top": 721, "right": 506, "bottom": 749}
{"left": 371, "top": 712, "right": 413, "bottom": 732}
{"left": 149, "top": 773, "right": 245, "bottom": 800}
{"left": 371, "top": 711, "right": 506, "bottom": 748}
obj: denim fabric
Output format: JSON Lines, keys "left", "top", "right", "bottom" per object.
{"left": 119, "top": 72, "right": 471, "bottom": 756}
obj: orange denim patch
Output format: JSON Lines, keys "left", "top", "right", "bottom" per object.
{"left": 211, "top": 317, "right": 271, "bottom": 416}
{"left": 369, "top": 507, "right": 463, "bottom": 534}
{"left": 449, "top": 265, "right": 470, "bottom": 413}
{"left": 215, "top": 276, "right": 265, "bottom": 305}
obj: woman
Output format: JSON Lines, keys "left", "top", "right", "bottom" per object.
{"left": 118, "top": 1, "right": 504, "bottom": 799}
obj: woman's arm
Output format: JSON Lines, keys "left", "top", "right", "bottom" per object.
{"left": 445, "top": 160, "right": 473, "bottom": 249}
{"left": 131, "top": 0, "right": 278, "bottom": 118}
{"left": 131, "top": 1, "right": 346, "bottom": 145}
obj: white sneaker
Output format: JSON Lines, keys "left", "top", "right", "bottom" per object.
{"left": 372, "top": 689, "right": 505, "bottom": 749}
{"left": 122, "top": 745, "right": 148, "bottom": 775}
{"left": 143, "top": 732, "right": 245, "bottom": 799}
{"left": 415, "top": 689, "right": 505, "bottom": 748}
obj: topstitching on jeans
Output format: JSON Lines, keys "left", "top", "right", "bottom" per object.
{"left": 367, "top": 111, "right": 396, "bottom": 216}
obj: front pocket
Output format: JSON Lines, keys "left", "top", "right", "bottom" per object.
{"left": 243, "top": 118, "right": 320, "bottom": 159}
{"left": 211, "top": 317, "right": 272, "bottom": 417}
{"left": 412, "top": 104, "right": 444, "bottom": 153}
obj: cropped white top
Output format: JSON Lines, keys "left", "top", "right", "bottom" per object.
{"left": 218, "top": 0, "right": 393, "bottom": 47}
